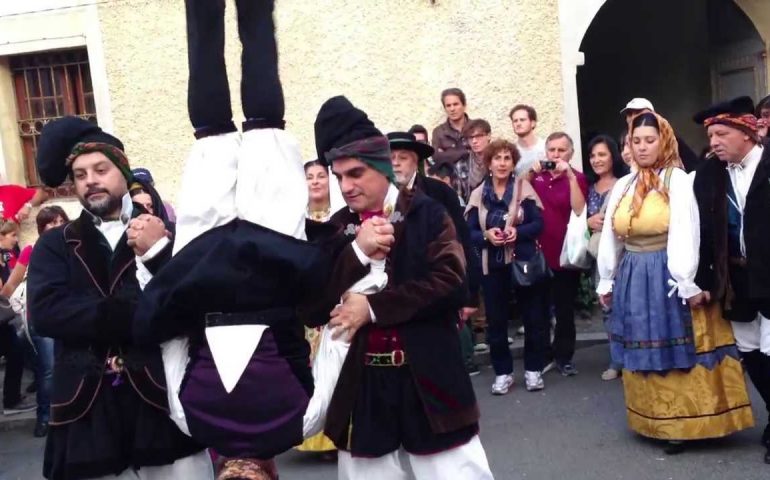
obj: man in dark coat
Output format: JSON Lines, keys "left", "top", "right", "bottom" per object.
{"left": 388, "top": 131, "right": 482, "bottom": 375}
{"left": 27, "top": 117, "right": 211, "bottom": 480}
{"left": 310, "top": 97, "right": 493, "bottom": 479}
{"left": 691, "top": 96, "right": 770, "bottom": 464}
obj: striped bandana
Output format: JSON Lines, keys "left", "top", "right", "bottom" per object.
{"left": 325, "top": 135, "right": 395, "bottom": 183}
{"left": 66, "top": 142, "right": 132, "bottom": 182}
{"left": 704, "top": 113, "right": 758, "bottom": 135}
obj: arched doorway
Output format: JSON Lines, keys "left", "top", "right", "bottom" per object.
{"left": 557, "top": 0, "right": 768, "bottom": 166}
{"left": 576, "top": 0, "right": 766, "bottom": 155}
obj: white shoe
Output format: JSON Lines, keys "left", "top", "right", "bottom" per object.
{"left": 474, "top": 343, "right": 490, "bottom": 353}
{"left": 524, "top": 371, "right": 544, "bottom": 391}
{"left": 541, "top": 361, "right": 557, "bottom": 375}
{"left": 491, "top": 374, "right": 514, "bottom": 395}
{"left": 516, "top": 325, "right": 525, "bottom": 335}
{"left": 507, "top": 336, "right": 514, "bottom": 346}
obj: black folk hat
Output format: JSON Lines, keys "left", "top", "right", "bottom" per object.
{"left": 36, "top": 116, "right": 126, "bottom": 187}
{"left": 386, "top": 131, "right": 434, "bottom": 160}
{"left": 693, "top": 96, "right": 756, "bottom": 125}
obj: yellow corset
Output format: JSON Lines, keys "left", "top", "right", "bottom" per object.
{"left": 613, "top": 191, "right": 670, "bottom": 251}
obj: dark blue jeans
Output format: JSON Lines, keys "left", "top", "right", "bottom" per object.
{"left": 481, "top": 266, "right": 514, "bottom": 375}
{"left": 31, "top": 334, "right": 53, "bottom": 422}
{"left": 516, "top": 281, "right": 550, "bottom": 372}
{"left": 482, "top": 266, "right": 550, "bottom": 374}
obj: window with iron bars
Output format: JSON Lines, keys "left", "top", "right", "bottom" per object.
{"left": 11, "top": 48, "right": 97, "bottom": 197}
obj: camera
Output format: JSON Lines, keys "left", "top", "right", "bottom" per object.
{"left": 541, "top": 161, "right": 557, "bottom": 170}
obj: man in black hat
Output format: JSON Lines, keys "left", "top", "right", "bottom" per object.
{"left": 27, "top": 117, "right": 211, "bottom": 480}
{"left": 692, "top": 95, "right": 770, "bottom": 464}
{"left": 388, "top": 131, "right": 481, "bottom": 376}
{"left": 313, "top": 97, "right": 493, "bottom": 479}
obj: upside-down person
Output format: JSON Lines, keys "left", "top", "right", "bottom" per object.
{"left": 130, "top": 2, "right": 393, "bottom": 480}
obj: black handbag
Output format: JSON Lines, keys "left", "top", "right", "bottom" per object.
{"left": 511, "top": 247, "right": 551, "bottom": 287}
{"left": 507, "top": 178, "right": 551, "bottom": 288}
{"left": 0, "top": 295, "right": 17, "bottom": 326}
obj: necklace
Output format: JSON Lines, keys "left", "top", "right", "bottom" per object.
{"left": 307, "top": 206, "right": 331, "bottom": 222}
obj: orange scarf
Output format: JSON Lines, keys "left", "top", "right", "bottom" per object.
{"left": 627, "top": 113, "right": 682, "bottom": 217}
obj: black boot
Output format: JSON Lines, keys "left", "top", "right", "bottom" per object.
{"left": 185, "top": 0, "right": 235, "bottom": 136}
{"left": 663, "top": 440, "right": 686, "bottom": 455}
{"left": 235, "top": 0, "right": 285, "bottom": 131}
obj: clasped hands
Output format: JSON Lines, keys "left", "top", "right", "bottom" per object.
{"left": 126, "top": 214, "right": 172, "bottom": 257}
{"left": 329, "top": 217, "right": 395, "bottom": 340}
{"left": 486, "top": 226, "right": 517, "bottom": 247}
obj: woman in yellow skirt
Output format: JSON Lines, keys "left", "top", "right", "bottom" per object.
{"left": 596, "top": 112, "right": 754, "bottom": 454}
{"left": 297, "top": 160, "right": 337, "bottom": 458}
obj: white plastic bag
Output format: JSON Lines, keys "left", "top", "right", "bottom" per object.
{"left": 161, "top": 337, "right": 192, "bottom": 436}
{"left": 559, "top": 208, "right": 591, "bottom": 269}
{"left": 302, "top": 255, "right": 388, "bottom": 438}
{"left": 302, "top": 326, "right": 349, "bottom": 438}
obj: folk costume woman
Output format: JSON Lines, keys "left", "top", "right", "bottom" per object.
{"left": 296, "top": 159, "right": 339, "bottom": 457}
{"left": 596, "top": 112, "right": 754, "bottom": 454}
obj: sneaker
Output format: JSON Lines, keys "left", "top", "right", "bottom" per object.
{"left": 466, "top": 363, "right": 481, "bottom": 377}
{"left": 516, "top": 325, "right": 525, "bottom": 335}
{"left": 507, "top": 336, "right": 514, "bottom": 346}
{"left": 33, "top": 420, "right": 49, "bottom": 438}
{"left": 473, "top": 343, "right": 490, "bottom": 353}
{"left": 601, "top": 368, "right": 620, "bottom": 381}
{"left": 524, "top": 371, "right": 544, "bottom": 391}
{"left": 541, "top": 361, "right": 557, "bottom": 375}
{"left": 557, "top": 362, "right": 579, "bottom": 377}
{"left": 3, "top": 398, "right": 36, "bottom": 416}
{"left": 491, "top": 374, "right": 514, "bottom": 395}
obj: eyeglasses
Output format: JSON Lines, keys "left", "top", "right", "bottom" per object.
{"left": 466, "top": 134, "right": 488, "bottom": 141}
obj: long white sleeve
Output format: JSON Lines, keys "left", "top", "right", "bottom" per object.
{"left": 596, "top": 174, "right": 632, "bottom": 295}
{"left": 667, "top": 169, "right": 702, "bottom": 299}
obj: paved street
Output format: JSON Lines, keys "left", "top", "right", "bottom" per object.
{"left": 1, "top": 344, "right": 768, "bottom": 480}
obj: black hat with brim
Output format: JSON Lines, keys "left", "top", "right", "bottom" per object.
{"left": 36, "top": 116, "right": 125, "bottom": 187}
{"left": 693, "top": 96, "right": 755, "bottom": 125}
{"left": 386, "top": 132, "right": 434, "bottom": 160}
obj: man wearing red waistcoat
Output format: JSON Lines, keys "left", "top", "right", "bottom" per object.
{"left": 308, "top": 96, "right": 493, "bottom": 479}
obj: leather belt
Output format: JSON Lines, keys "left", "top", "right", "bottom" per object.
{"left": 729, "top": 257, "right": 747, "bottom": 267}
{"left": 364, "top": 350, "right": 407, "bottom": 367}
{"left": 204, "top": 308, "right": 295, "bottom": 328}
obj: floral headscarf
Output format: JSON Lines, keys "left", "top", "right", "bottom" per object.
{"left": 627, "top": 112, "right": 682, "bottom": 217}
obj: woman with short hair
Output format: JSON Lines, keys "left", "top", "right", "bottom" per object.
{"left": 466, "top": 139, "right": 546, "bottom": 394}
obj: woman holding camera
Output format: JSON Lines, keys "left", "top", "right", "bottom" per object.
{"left": 466, "top": 139, "right": 546, "bottom": 395}
{"left": 529, "top": 132, "right": 588, "bottom": 377}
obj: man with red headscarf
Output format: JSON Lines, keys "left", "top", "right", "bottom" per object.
{"left": 692, "top": 96, "right": 770, "bottom": 464}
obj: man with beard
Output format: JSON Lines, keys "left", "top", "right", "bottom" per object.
{"left": 692, "top": 96, "right": 770, "bottom": 464}
{"left": 314, "top": 97, "right": 493, "bottom": 479}
{"left": 388, "top": 130, "right": 481, "bottom": 376}
{"left": 27, "top": 117, "right": 212, "bottom": 480}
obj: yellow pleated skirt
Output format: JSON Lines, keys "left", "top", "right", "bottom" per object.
{"left": 622, "top": 303, "right": 755, "bottom": 440}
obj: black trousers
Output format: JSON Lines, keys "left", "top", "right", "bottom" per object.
{"left": 185, "top": 0, "right": 284, "bottom": 134}
{"left": 546, "top": 269, "right": 580, "bottom": 364}
{"left": 0, "top": 323, "right": 24, "bottom": 408}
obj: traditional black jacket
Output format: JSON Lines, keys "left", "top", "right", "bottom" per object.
{"left": 693, "top": 145, "right": 770, "bottom": 321}
{"left": 311, "top": 189, "right": 480, "bottom": 446}
{"left": 413, "top": 174, "right": 480, "bottom": 306}
{"left": 27, "top": 208, "right": 173, "bottom": 425}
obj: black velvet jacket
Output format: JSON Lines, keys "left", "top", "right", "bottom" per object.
{"left": 28, "top": 208, "right": 173, "bottom": 425}
{"left": 693, "top": 145, "right": 770, "bottom": 321}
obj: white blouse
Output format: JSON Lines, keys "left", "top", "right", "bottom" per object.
{"left": 595, "top": 168, "right": 701, "bottom": 300}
